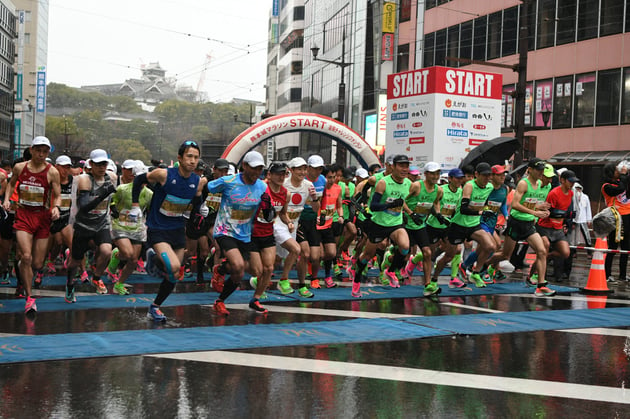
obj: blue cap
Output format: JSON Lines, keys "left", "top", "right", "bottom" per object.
{"left": 448, "top": 168, "right": 465, "bottom": 178}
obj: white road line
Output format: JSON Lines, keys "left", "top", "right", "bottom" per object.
{"left": 224, "top": 304, "right": 419, "bottom": 318}
{"left": 148, "top": 351, "right": 630, "bottom": 404}
{"left": 559, "top": 328, "right": 630, "bottom": 337}
{"left": 0, "top": 288, "right": 93, "bottom": 297}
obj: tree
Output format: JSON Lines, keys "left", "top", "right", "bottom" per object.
{"left": 108, "top": 139, "right": 152, "bottom": 163}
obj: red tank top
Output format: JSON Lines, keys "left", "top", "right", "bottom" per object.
{"left": 253, "top": 184, "right": 287, "bottom": 237}
{"left": 17, "top": 163, "right": 52, "bottom": 208}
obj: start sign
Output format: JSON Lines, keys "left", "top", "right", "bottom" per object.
{"left": 385, "top": 66, "right": 502, "bottom": 171}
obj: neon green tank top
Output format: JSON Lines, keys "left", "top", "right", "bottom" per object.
{"left": 451, "top": 179, "right": 493, "bottom": 227}
{"left": 510, "top": 178, "right": 551, "bottom": 222}
{"left": 427, "top": 184, "right": 461, "bottom": 229}
{"left": 371, "top": 175, "right": 411, "bottom": 227}
{"left": 405, "top": 180, "right": 438, "bottom": 230}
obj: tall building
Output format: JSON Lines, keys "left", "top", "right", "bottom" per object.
{"left": 13, "top": 0, "right": 48, "bottom": 159}
{"left": 0, "top": 0, "right": 16, "bottom": 159}
{"left": 421, "top": 0, "right": 630, "bottom": 192}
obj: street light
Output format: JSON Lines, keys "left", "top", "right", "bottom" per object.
{"left": 9, "top": 102, "right": 34, "bottom": 160}
{"left": 311, "top": 29, "right": 353, "bottom": 164}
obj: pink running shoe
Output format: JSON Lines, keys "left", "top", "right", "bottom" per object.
{"left": 403, "top": 259, "right": 416, "bottom": 278}
{"left": 106, "top": 268, "right": 120, "bottom": 283}
{"left": 80, "top": 271, "right": 90, "bottom": 283}
{"left": 384, "top": 270, "right": 400, "bottom": 288}
{"left": 25, "top": 296, "right": 37, "bottom": 313}
{"left": 351, "top": 281, "right": 362, "bottom": 298}
{"left": 136, "top": 259, "right": 146, "bottom": 273}
{"left": 448, "top": 277, "right": 466, "bottom": 289}
{"left": 324, "top": 276, "right": 337, "bottom": 288}
{"left": 46, "top": 261, "right": 56, "bottom": 274}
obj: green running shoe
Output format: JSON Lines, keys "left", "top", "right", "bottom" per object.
{"left": 423, "top": 281, "right": 441, "bottom": 297}
{"left": 276, "top": 279, "right": 294, "bottom": 295}
{"left": 298, "top": 286, "right": 314, "bottom": 298}
{"left": 470, "top": 272, "right": 486, "bottom": 288}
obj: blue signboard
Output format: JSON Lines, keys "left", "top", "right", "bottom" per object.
{"left": 36, "top": 71, "right": 46, "bottom": 112}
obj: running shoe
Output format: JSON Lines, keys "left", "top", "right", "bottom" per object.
{"left": 0, "top": 271, "right": 9, "bottom": 285}
{"left": 525, "top": 273, "right": 539, "bottom": 287}
{"left": 147, "top": 304, "right": 166, "bottom": 322}
{"left": 448, "top": 277, "right": 466, "bottom": 289}
{"left": 136, "top": 259, "right": 146, "bottom": 273}
{"left": 457, "top": 263, "right": 469, "bottom": 283}
{"left": 351, "top": 281, "right": 362, "bottom": 298}
{"left": 403, "top": 259, "right": 417, "bottom": 278}
{"left": 378, "top": 270, "right": 389, "bottom": 286}
{"left": 249, "top": 299, "right": 268, "bottom": 314}
{"left": 384, "top": 270, "right": 400, "bottom": 288}
{"left": 63, "top": 248, "right": 70, "bottom": 269}
{"left": 250, "top": 276, "right": 258, "bottom": 289}
{"left": 606, "top": 276, "right": 618, "bottom": 284}
{"left": 211, "top": 263, "right": 226, "bottom": 293}
{"left": 324, "top": 276, "right": 337, "bottom": 288}
{"left": 347, "top": 265, "right": 357, "bottom": 283}
{"left": 481, "top": 271, "right": 494, "bottom": 285}
{"left": 310, "top": 278, "right": 321, "bottom": 289}
{"left": 25, "top": 296, "right": 37, "bottom": 313}
{"left": 113, "top": 282, "right": 130, "bottom": 295}
{"left": 298, "top": 286, "right": 314, "bottom": 298}
{"left": 534, "top": 286, "right": 557, "bottom": 297}
{"left": 423, "top": 281, "right": 441, "bottom": 297}
{"left": 276, "top": 279, "right": 294, "bottom": 295}
{"left": 470, "top": 272, "right": 486, "bottom": 288}
{"left": 33, "top": 271, "right": 44, "bottom": 289}
{"left": 80, "top": 270, "right": 90, "bottom": 283}
{"left": 64, "top": 285, "right": 76, "bottom": 303}
{"left": 46, "top": 260, "right": 56, "bottom": 274}
{"left": 213, "top": 300, "right": 230, "bottom": 315}
{"left": 106, "top": 267, "right": 120, "bottom": 283}
{"left": 333, "top": 263, "right": 343, "bottom": 278}
{"left": 92, "top": 279, "right": 108, "bottom": 294}
{"left": 488, "top": 265, "right": 506, "bottom": 281}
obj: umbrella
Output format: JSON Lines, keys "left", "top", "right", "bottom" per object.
{"left": 459, "top": 137, "right": 519, "bottom": 169}
{"left": 509, "top": 162, "right": 528, "bottom": 178}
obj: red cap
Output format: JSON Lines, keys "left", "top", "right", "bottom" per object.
{"left": 491, "top": 165, "right": 506, "bottom": 174}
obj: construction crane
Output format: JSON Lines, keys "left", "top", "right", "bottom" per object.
{"left": 196, "top": 53, "right": 212, "bottom": 103}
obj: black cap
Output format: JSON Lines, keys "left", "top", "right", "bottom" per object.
{"left": 214, "top": 158, "right": 229, "bottom": 170}
{"left": 560, "top": 169, "right": 579, "bottom": 183}
{"left": 528, "top": 157, "right": 546, "bottom": 170}
{"left": 475, "top": 162, "right": 492, "bottom": 175}
{"left": 392, "top": 154, "right": 410, "bottom": 164}
{"left": 268, "top": 162, "right": 288, "bottom": 173}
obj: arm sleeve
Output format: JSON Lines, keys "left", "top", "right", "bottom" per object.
{"left": 459, "top": 198, "right": 480, "bottom": 216}
{"left": 602, "top": 179, "right": 627, "bottom": 197}
{"left": 369, "top": 192, "right": 390, "bottom": 212}
{"left": 132, "top": 173, "right": 148, "bottom": 204}
{"left": 500, "top": 200, "right": 508, "bottom": 218}
{"left": 77, "top": 190, "right": 108, "bottom": 213}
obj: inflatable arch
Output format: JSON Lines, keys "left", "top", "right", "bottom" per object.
{"left": 221, "top": 112, "right": 381, "bottom": 168}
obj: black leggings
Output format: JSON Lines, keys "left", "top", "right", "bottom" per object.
{"left": 605, "top": 213, "right": 630, "bottom": 280}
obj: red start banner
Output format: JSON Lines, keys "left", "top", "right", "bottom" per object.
{"left": 387, "top": 66, "right": 503, "bottom": 100}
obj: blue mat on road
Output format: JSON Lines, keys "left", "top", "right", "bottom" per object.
{"left": 401, "top": 307, "right": 630, "bottom": 335}
{"left": 0, "top": 283, "right": 579, "bottom": 314}
{"left": 0, "top": 318, "right": 450, "bottom": 364}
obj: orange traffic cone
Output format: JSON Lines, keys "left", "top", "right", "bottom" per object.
{"left": 586, "top": 295, "right": 608, "bottom": 309}
{"left": 581, "top": 237, "right": 614, "bottom": 294}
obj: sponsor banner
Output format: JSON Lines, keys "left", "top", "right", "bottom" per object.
{"left": 387, "top": 66, "right": 502, "bottom": 100}
{"left": 382, "top": 33, "right": 394, "bottom": 61}
{"left": 36, "top": 71, "right": 46, "bottom": 112}
{"left": 382, "top": 2, "right": 396, "bottom": 33}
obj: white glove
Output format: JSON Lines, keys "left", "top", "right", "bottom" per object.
{"left": 128, "top": 206, "right": 142, "bottom": 223}
{"left": 199, "top": 205, "right": 209, "bottom": 217}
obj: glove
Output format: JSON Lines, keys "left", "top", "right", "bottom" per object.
{"left": 199, "top": 205, "right": 209, "bottom": 218}
{"left": 435, "top": 213, "right": 450, "bottom": 226}
{"left": 127, "top": 206, "right": 143, "bottom": 223}
{"left": 99, "top": 183, "right": 116, "bottom": 198}
{"left": 388, "top": 198, "right": 404, "bottom": 208}
{"left": 260, "top": 193, "right": 276, "bottom": 223}
{"left": 410, "top": 212, "right": 424, "bottom": 225}
{"left": 482, "top": 210, "right": 495, "bottom": 219}
{"left": 110, "top": 205, "right": 120, "bottom": 219}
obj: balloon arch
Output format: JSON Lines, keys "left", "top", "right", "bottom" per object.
{"left": 221, "top": 112, "right": 381, "bottom": 168}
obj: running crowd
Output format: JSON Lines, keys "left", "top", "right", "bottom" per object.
{"left": 4, "top": 135, "right": 622, "bottom": 322}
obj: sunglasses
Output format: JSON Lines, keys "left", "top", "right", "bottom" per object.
{"left": 183, "top": 140, "right": 198, "bottom": 147}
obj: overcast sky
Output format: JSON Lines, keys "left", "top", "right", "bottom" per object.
{"left": 47, "top": 0, "right": 271, "bottom": 103}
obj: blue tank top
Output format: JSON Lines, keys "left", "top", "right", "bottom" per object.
{"left": 146, "top": 167, "right": 200, "bottom": 230}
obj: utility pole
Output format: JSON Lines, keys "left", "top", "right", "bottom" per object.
{"left": 512, "top": 0, "right": 530, "bottom": 168}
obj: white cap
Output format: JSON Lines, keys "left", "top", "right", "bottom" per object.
{"left": 289, "top": 157, "right": 308, "bottom": 168}
{"left": 89, "top": 149, "right": 109, "bottom": 163}
{"left": 107, "top": 159, "right": 117, "bottom": 173}
{"left": 55, "top": 155, "right": 72, "bottom": 166}
{"left": 307, "top": 155, "right": 325, "bottom": 168}
{"left": 122, "top": 159, "right": 136, "bottom": 169}
{"left": 133, "top": 163, "right": 148, "bottom": 176}
{"left": 424, "top": 162, "right": 441, "bottom": 173}
{"left": 355, "top": 168, "right": 368, "bottom": 178}
{"left": 32, "top": 136, "right": 51, "bottom": 148}
{"left": 227, "top": 164, "right": 236, "bottom": 176}
{"left": 243, "top": 151, "right": 265, "bottom": 168}
{"left": 574, "top": 182, "right": 583, "bottom": 189}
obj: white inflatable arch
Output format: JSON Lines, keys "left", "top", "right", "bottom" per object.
{"left": 221, "top": 112, "right": 381, "bottom": 168}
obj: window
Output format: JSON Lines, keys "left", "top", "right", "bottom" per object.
{"left": 534, "top": 79, "right": 553, "bottom": 127}
{"left": 578, "top": 0, "right": 599, "bottom": 41}
{"left": 397, "top": 43, "right": 410, "bottom": 72}
{"left": 596, "top": 69, "right": 621, "bottom": 125}
{"left": 447, "top": 25, "right": 459, "bottom": 66}
{"left": 423, "top": 32, "right": 435, "bottom": 67}
{"left": 293, "top": 6, "right": 304, "bottom": 21}
{"left": 557, "top": 0, "right": 577, "bottom": 45}
{"left": 472, "top": 16, "right": 487, "bottom": 61}
{"left": 502, "top": 85, "right": 516, "bottom": 130}
{"left": 621, "top": 68, "right": 630, "bottom": 123}
{"left": 323, "top": 6, "right": 349, "bottom": 53}
{"left": 434, "top": 28, "right": 447, "bottom": 66}
{"left": 487, "top": 11, "right": 502, "bottom": 59}
{"left": 600, "top": 0, "right": 624, "bottom": 36}
{"left": 502, "top": 7, "right": 518, "bottom": 56}
{"left": 522, "top": 1, "right": 536, "bottom": 51}
{"left": 537, "top": 0, "right": 556, "bottom": 49}
{"left": 573, "top": 72, "right": 596, "bottom": 127}
{"left": 400, "top": 0, "right": 412, "bottom": 22}
{"left": 553, "top": 75, "right": 574, "bottom": 129}
{"left": 524, "top": 82, "right": 534, "bottom": 126}
{"left": 459, "top": 21, "right": 473, "bottom": 60}
{"left": 426, "top": 0, "right": 437, "bottom": 10}
{"left": 290, "top": 88, "right": 301, "bottom": 103}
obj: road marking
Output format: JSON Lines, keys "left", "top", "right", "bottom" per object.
{"left": 149, "top": 351, "right": 630, "bottom": 404}
{"left": 203, "top": 304, "right": 419, "bottom": 318}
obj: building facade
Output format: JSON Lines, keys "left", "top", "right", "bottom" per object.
{"left": 0, "top": 0, "right": 15, "bottom": 159}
